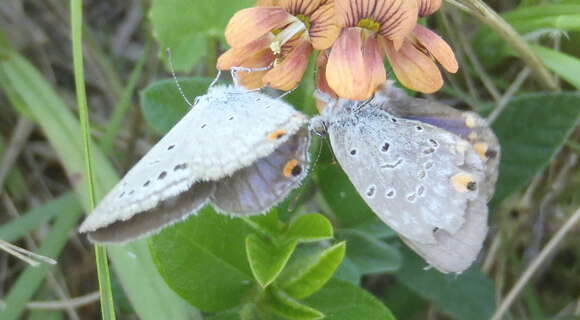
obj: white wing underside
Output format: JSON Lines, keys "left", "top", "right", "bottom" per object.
{"left": 400, "top": 196, "right": 488, "bottom": 273}
{"left": 329, "top": 107, "right": 487, "bottom": 246}
{"left": 80, "top": 86, "right": 307, "bottom": 232}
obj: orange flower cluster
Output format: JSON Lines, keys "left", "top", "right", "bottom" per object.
{"left": 217, "top": 0, "right": 458, "bottom": 100}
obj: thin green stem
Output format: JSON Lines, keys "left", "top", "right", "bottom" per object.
{"left": 70, "top": 1, "right": 116, "bottom": 319}
{"left": 445, "top": 0, "right": 559, "bottom": 91}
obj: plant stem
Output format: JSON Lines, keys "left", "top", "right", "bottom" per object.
{"left": 491, "top": 206, "right": 580, "bottom": 320}
{"left": 445, "top": 0, "right": 559, "bottom": 91}
{"left": 70, "top": 0, "right": 116, "bottom": 319}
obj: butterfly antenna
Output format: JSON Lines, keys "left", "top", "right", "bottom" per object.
{"left": 209, "top": 70, "right": 222, "bottom": 88}
{"left": 0, "top": 239, "right": 57, "bottom": 267}
{"left": 353, "top": 95, "right": 374, "bottom": 113}
{"left": 166, "top": 48, "right": 195, "bottom": 108}
{"left": 277, "top": 86, "right": 297, "bottom": 99}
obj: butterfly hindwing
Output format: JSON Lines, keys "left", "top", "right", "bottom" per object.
{"left": 374, "top": 83, "right": 500, "bottom": 200}
{"left": 211, "top": 127, "right": 310, "bottom": 214}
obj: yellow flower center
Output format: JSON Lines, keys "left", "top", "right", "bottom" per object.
{"left": 296, "top": 14, "right": 311, "bottom": 31}
{"left": 357, "top": 18, "right": 380, "bottom": 33}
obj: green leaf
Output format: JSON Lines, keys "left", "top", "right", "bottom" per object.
{"left": 349, "top": 218, "right": 397, "bottom": 239}
{"left": 246, "top": 234, "right": 297, "bottom": 288}
{"left": 492, "top": 92, "right": 580, "bottom": 205}
{"left": 530, "top": 45, "right": 580, "bottom": 89}
{"left": 149, "top": 207, "right": 255, "bottom": 312}
{"left": 502, "top": 5, "right": 580, "bottom": 33}
{"left": 333, "top": 257, "right": 361, "bottom": 285}
{"left": 280, "top": 242, "right": 346, "bottom": 299}
{"left": 247, "top": 210, "right": 282, "bottom": 237}
{"left": 305, "top": 279, "right": 396, "bottom": 320}
{"left": 149, "top": 0, "right": 254, "bottom": 71}
{"left": 383, "top": 282, "right": 428, "bottom": 320}
{"left": 0, "top": 193, "right": 78, "bottom": 243}
{"left": 284, "top": 213, "right": 334, "bottom": 243}
{"left": 265, "top": 287, "right": 324, "bottom": 320}
{"left": 139, "top": 77, "right": 213, "bottom": 134}
{"left": 472, "top": 4, "right": 580, "bottom": 68}
{"left": 206, "top": 310, "right": 242, "bottom": 320}
{"left": 317, "top": 157, "right": 392, "bottom": 237}
{"left": 337, "top": 230, "right": 402, "bottom": 274}
{"left": 395, "top": 247, "right": 495, "bottom": 320}
{"left": 502, "top": 4, "right": 580, "bottom": 21}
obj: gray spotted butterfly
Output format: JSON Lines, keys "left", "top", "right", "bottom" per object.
{"left": 79, "top": 85, "right": 310, "bottom": 244}
{"left": 311, "top": 82, "right": 500, "bottom": 274}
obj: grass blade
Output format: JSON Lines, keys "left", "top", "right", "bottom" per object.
{"left": 69, "top": 1, "right": 116, "bottom": 318}
{"left": 0, "top": 195, "right": 83, "bottom": 320}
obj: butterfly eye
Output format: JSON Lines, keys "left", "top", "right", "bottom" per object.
{"left": 309, "top": 118, "right": 328, "bottom": 137}
{"left": 350, "top": 149, "right": 357, "bottom": 156}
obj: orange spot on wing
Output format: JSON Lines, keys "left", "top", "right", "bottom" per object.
{"left": 450, "top": 172, "right": 475, "bottom": 193}
{"left": 283, "top": 159, "right": 299, "bottom": 178}
{"left": 473, "top": 142, "right": 489, "bottom": 160}
{"left": 465, "top": 114, "right": 476, "bottom": 128}
{"left": 267, "top": 129, "right": 286, "bottom": 140}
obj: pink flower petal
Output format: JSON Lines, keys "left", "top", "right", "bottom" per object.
{"left": 225, "top": 7, "right": 293, "bottom": 48}
{"left": 384, "top": 39, "right": 443, "bottom": 93}
{"left": 418, "top": 0, "right": 442, "bottom": 17}
{"left": 326, "top": 28, "right": 386, "bottom": 100}
{"left": 263, "top": 39, "right": 313, "bottom": 90}
{"left": 413, "top": 25, "right": 458, "bottom": 73}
